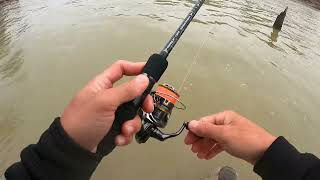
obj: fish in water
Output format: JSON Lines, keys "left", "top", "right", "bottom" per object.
{"left": 273, "top": 7, "right": 288, "bottom": 31}
{"left": 270, "top": 28, "right": 280, "bottom": 42}
{"left": 217, "top": 166, "right": 238, "bottom": 180}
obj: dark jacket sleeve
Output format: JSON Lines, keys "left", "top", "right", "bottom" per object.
{"left": 254, "top": 136, "right": 320, "bottom": 180}
{"left": 4, "top": 118, "right": 103, "bottom": 180}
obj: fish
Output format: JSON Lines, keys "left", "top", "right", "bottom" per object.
{"left": 273, "top": 7, "right": 288, "bottom": 31}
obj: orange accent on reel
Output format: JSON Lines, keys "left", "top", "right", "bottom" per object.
{"left": 156, "top": 84, "right": 180, "bottom": 105}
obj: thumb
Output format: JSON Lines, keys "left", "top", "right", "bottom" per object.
{"left": 188, "top": 120, "right": 224, "bottom": 142}
{"left": 109, "top": 74, "right": 149, "bottom": 105}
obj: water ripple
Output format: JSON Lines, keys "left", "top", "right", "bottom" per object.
{"left": 154, "top": 0, "right": 181, "bottom": 6}
{"left": 0, "top": 0, "right": 26, "bottom": 84}
{"left": 138, "top": 14, "right": 167, "bottom": 22}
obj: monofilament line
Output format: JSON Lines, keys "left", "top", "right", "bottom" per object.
{"left": 178, "top": 27, "right": 213, "bottom": 93}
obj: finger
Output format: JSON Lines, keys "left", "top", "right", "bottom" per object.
{"left": 115, "top": 134, "right": 133, "bottom": 146}
{"left": 141, "top": 95, "right": 154, "bottom": 113}
{"left": 101, "top": 61, "right": 146, "bottom": 84}
{"left": 106, "top": 74, "right": 149, "bottom": 105}
{"left": 195, "top": 138, "right": 217, "bottom": 159}
{"left": 185, "top": 131, "right": 201, "bottom": 145}
{"left": 121, "top": 116, "right": 142, "bottom": 137}
{"left": 191, "top": 138, "right": 216, "bottom": 156}
{"left": 213, "top": 111, "right": 231, "bottom": 125}
{"left": 205, "top": 144, "right": 224, "bottom": 160}
{"left": 188, "top": 120, "right": 224, "bottom": 142}
{"left": 191, "top": 138, "right": 214, "bottom": 153}
{"left": 200, "top": 112, "right": 227, "bottom": 125}
{"left": 191, "top": 139, "right": 202, "bottom": 153}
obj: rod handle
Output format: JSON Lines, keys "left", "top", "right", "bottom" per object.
{"left": 96, "top": 54, "right": 168, "bottom": 156}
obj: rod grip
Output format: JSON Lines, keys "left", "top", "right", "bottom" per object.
{"left": 96, "top": 101, "right": 138, "bottom": 156}
{"left": 96, "top": 54, "right": 168, "bottom": 156}
{"left": 142, "top": 53, "right": 168, "bottom": 82}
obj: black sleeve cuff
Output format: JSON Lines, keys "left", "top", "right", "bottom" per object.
{"left": 6, "top": 118, "right": 103, "bottom": 180}
{"left": 254, "top": 136, "right": 319, "bottom": 180}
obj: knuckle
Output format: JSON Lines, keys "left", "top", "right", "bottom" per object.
{"left": 129, "top": 124, "right": 140, "bottom": 134}
{"left": 115, "top": 60, "right": 126, "bottom": 65}
{"left": 200, "top": 116, "right": 210, "bottom": 122}
{"left": 96, "top": 92, "right": 118, "bottom": 110}
{"left": 219, "top": 126, "right": 228, "bottom": 139}
{"left": 224, "top": 110, "right": 234, "bottom": 114}
{"left": 224, "top": 110, "right": 236, "bottom": 116}
{"left": 112, "top": 60, "right": 127, "bottom": 71}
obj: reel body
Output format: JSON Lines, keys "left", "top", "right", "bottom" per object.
{"left": 136, "top": 84, "right": 187, "bottom": 144}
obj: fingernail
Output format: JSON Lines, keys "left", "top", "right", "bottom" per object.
{"left": 189, "top": 120, "right": 199, "bottom": 130}
{"left": 135, "top": 74, "right": 148, "bottom": 84}
{"left": 116, "top": 136, "right": 126, "bottom": 146}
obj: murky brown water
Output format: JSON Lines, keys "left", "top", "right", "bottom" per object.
{"left": 1, "top": 0, "right": 320, "bottom": 179}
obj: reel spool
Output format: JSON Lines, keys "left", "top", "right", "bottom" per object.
{"left": 135, "top": 83, "right": 187, "bottom": 144}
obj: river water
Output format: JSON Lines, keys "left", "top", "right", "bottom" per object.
{"left": 1, "top": 0, "right": 320, "bottom": 179}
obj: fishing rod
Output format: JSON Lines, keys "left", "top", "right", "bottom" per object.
{"left": 98, "top": 0, "right": 205, "bottom": 155}
{"left": 160, "top": 0, "right": 205, "bottom": 59}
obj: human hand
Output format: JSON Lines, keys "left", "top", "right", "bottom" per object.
{"left": 61, "top": 61, "right": 154, "bottom": 153}
{"left": 185, "top": 111, "right": 276, "bottom": 165}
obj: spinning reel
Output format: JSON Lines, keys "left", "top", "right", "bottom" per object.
{"left": 135, "top": 84, "right": 188, "bottom": 143}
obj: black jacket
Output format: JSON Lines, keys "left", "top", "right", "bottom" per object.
{"left": 4, "top": 118, "right": 320, "bottom": 180}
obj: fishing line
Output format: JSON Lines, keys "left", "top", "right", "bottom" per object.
{"left": 178, "top": 26, "right": 214, "bottom": 93}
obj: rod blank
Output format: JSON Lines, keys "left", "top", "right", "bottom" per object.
{"left": 160, "top": 0, "right": 205, "bottom": 59}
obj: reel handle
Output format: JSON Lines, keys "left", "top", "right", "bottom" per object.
{"left": 97, "top": 54, "right": 168, "bottom": 156}
{"left": 150, "top": 122, "right": 188, "bottom": 141}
